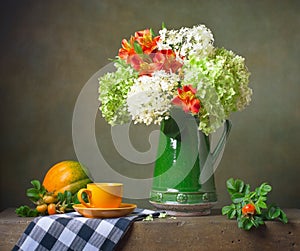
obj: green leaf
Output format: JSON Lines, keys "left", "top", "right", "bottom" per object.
{"left": 226, "top": 178, "right": 245, "bottom": 195}
{"left": 237, "top": 219, "right": 244, "bottom": 229}
{"left": 244, "top": 184, "right": 251, "bottom": 195}
{"left": 244, "top": 219, "right": 254, "bottom": 230}
{"left": 31, "top": 180, "right": 41, "bottom": 190}
{"left": 226, "top": 178, "right": 236, "bottom": 194}
{"left": 58, "top": 192, "right": 64, "bottom": 202}
{"left": 72, "top": 193, "right": 80, "bottom": 204}
{"left": 255, "top": 183, "right": 272, "bottom": 196}
{"left": 251, "top": 218, "right": 259, "bottom": 228}
{"left": 150, "top": 28, "right": 155, "bottom": 37}
{"left": 259, "top": 183, "right": 272, "bottom": 195}
{"left": 162, "top": 22, "right": 166, "bottom": 29}
{"left": 279, "top": 210, "right": 288, "bottom": 224}
{"left": 222, "top": 204, "right": 237, "bottom": 219}
{"left": 256, "top": 200, "right": 267, "bottom": 209}
{"left": 229, "top": 209, "right": 237, "bottom": 219}
{"left": 26, "top": 188, "right": 41, "bottom": 200}
{"left": 267, "top": 206, "right": 281, "bottom": 219}
{"left": 238, "top": 217, "right": 253, "bottom": 230}
{"left": 262, "top": 184, "right": 272, "bottom": 192}
{"left": 255, "top": 216, "right": 265, "bottom": 226}
{"left": 133, "top": 41, "right": 143, "bottom": 54}
{"left": 259, "top": 196, "right": 267, "bottom": 201}
{"left": 231, "top": 193, "right": 244, "bottom": 203}
{"left": 236, "top": 206, "right": 243, "bottom": 218}
{"left": 65, "top": 191, "right": 72, "bottom": 203}
{"left": 235, "top": 179, "right": 245, "bottom": 193}
{"left": 15, "top": 205, "right": 39, "bottom": 217}
{"left": 254, "top": 204, "right": 261, "bottom": 215}
{"left": 272, "top": 208, "right": 281, "bottom": 218}
{"left": 226, "top": 178, "right": 235, "bottom": 189}
{"left": 222, "top": 205, "right": 233, "bottom": 215}
{"left": 245, "top": 191, "right": 256, "bottom": 200}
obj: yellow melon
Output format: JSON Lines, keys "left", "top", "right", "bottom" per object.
{"left": 42, "top": 160, "right": 91, "bottom": 195}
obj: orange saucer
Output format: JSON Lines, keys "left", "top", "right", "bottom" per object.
{"left": 73, "top": 203, "right": 137, "bottom": 218}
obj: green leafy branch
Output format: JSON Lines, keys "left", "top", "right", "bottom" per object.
{"left": 56, "top": 190, "right": 81, "bottom": 213}
{"left": 16, "top": 180, "right": 80, "bottom": 217}
{"left": 222, "top": 178, "right": 288, "bottom": 230}
{"left": 26, "top": 179, "right": 47, "bottom": 203}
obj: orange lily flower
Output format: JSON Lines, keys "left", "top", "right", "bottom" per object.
{"left": 134, "top": 29, "right": 159, "bottom": 54}
{"left": 118, "top": 36, "right": 136, "bottom": 60}
{"left": 118, "top": 29, "right": 181, "bottom": 76}
{"left": 153, "top": 50, "right": 182, "bottom": 73}
{"left": 173, "top": 85, "right": 201, "bottom": 114}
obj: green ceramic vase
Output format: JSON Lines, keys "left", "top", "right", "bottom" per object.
{"left": 150, "top": 110, "right": 231, "bottom": 216}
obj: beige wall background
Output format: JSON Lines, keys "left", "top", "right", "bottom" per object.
{"left": 1, "top": 0, "right": 299, "bottom": 211}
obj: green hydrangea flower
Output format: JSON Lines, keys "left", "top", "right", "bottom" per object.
{"left": 183, "top": 48, "right": 252, "bottom": 135}
{"left": 98, "top": 59, "right": 138, "bottom": 125}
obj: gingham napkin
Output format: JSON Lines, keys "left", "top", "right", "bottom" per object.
{"left": 13, "top": 208, "right": 160, "bottom": 251}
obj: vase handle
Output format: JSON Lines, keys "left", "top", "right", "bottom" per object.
{"left": 211, "top": 120, "right": 232, "bottom": 164}
{"left": 199, "top": 120, "right": 231, "bottom": 185}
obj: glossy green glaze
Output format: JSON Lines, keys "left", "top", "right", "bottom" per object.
{"left": 150, "top": 113, "right": 231, "bottom": 215}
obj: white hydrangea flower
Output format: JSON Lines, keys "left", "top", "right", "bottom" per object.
{"left": 126, "top": 71, "right": 179, "bottom": 125}
{"left": 157, "top": 24, "right": 214, "bottom": 60}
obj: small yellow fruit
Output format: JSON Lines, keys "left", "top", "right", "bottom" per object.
{"left": 36, "top": 204, "right": 48, "bottom": 213}
{"left": 43, "top": 195, "right": 57, "bottom": 204}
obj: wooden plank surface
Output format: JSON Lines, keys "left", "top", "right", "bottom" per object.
{"left": 1, "top": 208, "right": 299, "bottom": 251}
{"left": 118, "top": 209, "right": 300, "bottom": 251}
{"left": 0, "top": 209, "right": 34, "bottom": 251}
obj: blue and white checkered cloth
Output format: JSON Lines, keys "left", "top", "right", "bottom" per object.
{"left": 13, "top": 208, "right": 160, "bottom": 251}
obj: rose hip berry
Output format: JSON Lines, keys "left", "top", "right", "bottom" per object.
{"left": 47, "top": 203, "right": 57, "bottom": 215}
{"left": 242, "top": 203, "right": 256, "bottom": 216}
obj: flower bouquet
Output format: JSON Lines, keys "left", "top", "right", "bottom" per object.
{"left": 98, "top": 24, "right": 252, "bottom": 135}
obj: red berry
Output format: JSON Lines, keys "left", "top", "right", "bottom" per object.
{"left": 242, "top": 203, "right": 256, "bottom": 215}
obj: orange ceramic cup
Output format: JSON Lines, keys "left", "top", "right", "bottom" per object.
{"left": 77, "top": 183, "right": 123, "bottom": 208}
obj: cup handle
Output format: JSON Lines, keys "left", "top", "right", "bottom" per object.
{"left": 77, "top": 189, "right": 92, "bottom": 208}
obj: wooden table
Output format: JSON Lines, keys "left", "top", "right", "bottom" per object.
{"left": 1, "top": 208, "right": 299, "bottom": 251}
